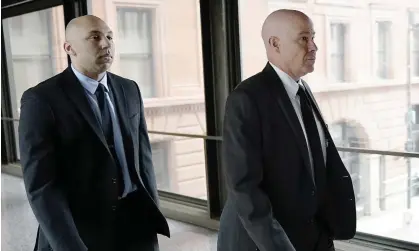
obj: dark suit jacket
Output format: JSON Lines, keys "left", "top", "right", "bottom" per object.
{"left": 217, "top": 63, "right": 356, "bottom": 251}
{"left": 18, "top": 67, "right": 170, "bottom": 251}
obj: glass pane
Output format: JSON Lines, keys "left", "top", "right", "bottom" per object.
{"left": 2, "top": 6, "right": 67, "bottom": 159}
{"left": 337, "top": 151, "right": 419, "bottom": 244}
{"left": 238, "top": 1, "right": 419, "bottom": 154}
{"left": 413, "top": 30, "right": 419, "bottom": 77}
{"left": 88, "top": 0, "right": 208, "bottom": 199}
{"left": 149, "top": 134, "right": 207, "bottom": 199}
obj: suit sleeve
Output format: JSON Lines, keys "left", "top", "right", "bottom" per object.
{"left": 222, "top": 89, "right": 295, "bottom": 251}
{"left": 133, "top": 81, "right": 159, "bottom": 204}
{"left": 19, "top": 90, "right": 87, "bottom": 251}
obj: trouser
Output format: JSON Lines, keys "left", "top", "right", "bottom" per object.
{"left": 313, "top": 229, "right": 335, "bottom": 251}
{"left": 282, "top": 217, "right": 335, "bottom": 251}
{"left": 111, "top": 190, "right": 160, "bottom": 251}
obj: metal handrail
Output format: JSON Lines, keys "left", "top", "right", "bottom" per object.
{"left": 148, "top": 130, "right": 222, "bottom": 141}
{"left": 3, "top": 117, "right": 419, "bottom": 158}
{"left": 1, "top": 117, "right": 19, "bottom": 121}
{"left": 336, "top": 146, "right": 419, "bottom": 158}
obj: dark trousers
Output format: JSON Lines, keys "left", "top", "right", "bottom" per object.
{"left": 111, "top": 190, "right": 160, "bottom": 251}
{"left": 314, "top": 230, "right": 335, "bottom": 251}
{"left": 286, "top": 218, "right": 335, "bottom": 251}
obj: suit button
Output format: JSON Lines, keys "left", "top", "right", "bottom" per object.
{"left": 111, "top": 205, "right": 117, "bottom": 211}
{"left": 112, "top": 178, "right": 117, "bottom": 184}
{"left": 311, "top": 190, "right": 315, "bottom": 196}
{"left": 307, "top": 218, "right": 314, "bottom": 224}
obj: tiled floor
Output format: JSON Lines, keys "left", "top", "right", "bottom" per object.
{"left": 1, "top": 173, "right": 218, "bottom": 251}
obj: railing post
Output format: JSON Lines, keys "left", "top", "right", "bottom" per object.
{"left": 379, "top": 155, "right": 386, "bottom": 210}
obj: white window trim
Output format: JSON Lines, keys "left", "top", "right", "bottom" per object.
{"left": 325, "top": 16, "right": 351, "bottom": 84}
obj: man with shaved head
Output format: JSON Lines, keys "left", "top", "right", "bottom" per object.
{"left": 19, "top": 15, "right": 169, "bottom": 251}
{"left": 218, "top": 9, "right": 356, "bottom": 251}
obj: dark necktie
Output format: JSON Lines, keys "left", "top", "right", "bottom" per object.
{"left": 297, "top": 86, "right": 326, "bottom": 198}
{"left": 95, "top": 83, "right": 113, "bottom": 141}
{"left": 95, "top": 83, "right": 124, "bottom": 195}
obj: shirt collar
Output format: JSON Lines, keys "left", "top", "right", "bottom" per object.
{"left": 71, "top": 64, "right": 108, "bottom": 95}
{"left": 269, "top": 62, "right": 303, "bottom": 98}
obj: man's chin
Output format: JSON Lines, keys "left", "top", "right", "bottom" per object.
{"left": 304, "top": 65, "right": 315, "bottom": 74}
{"left": 98, "top": 63, "right": 112, "bottom": 72}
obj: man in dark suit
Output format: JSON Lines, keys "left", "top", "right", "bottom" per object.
{"left": 18, "top": 15, "right": 169, "bottom": 251}
{"left": 218, "top": 9, "right": 356, "bottom": 251}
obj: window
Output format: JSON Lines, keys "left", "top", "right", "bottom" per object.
{"left": 330, "top": 22, "right": 348, "bottom": 82}
{"left": 117, "top": 7, "right": 155, "bottom": 98}
{"left": 376, "top": 21, "right": 392, "bottom": 79}
{"left": 3, "top": 6, "right": 66, "bottom": 160}
{"left": 89, "top": 0, "right": 207, "bottom": 200}
{"left": 412, "top": 29, "right": 419, "bottom": 77}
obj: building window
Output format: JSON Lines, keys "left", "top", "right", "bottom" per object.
{"left": 151, "top": 142, "right": 170, "bottom": 191}
{"left": 117, "top": 7, "right": 155, "bottom": 98}
{"left": 413, "top": 29, "right": 419, "bottom": 77}
{"left": 376, "top": 21, "right": 392, "bottom": 79}
{"left": 330, "top": 22, "right": 348, "bottom": 82}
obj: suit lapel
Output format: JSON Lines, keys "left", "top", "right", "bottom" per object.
{"left": 60, "top": 67, "right": 108, "bottom": 148}
{"left": 262, "top": 63, "right": 312, "bottom": 176}
{"left": 107, "top": 74, "right": 135, "bottom": 167}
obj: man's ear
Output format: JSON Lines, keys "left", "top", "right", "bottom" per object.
{"left": 269, "top": 36, "right": 280, "bottom": 52}
{"left": 63, "top": 42, "right": 76, "bottom": 56}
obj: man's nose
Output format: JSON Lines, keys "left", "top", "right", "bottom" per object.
{"left": 100, "top": 37, "right": 111, "bottom": 49}
{"left": 308, "top": 40, "right": 318, "bottom": 52}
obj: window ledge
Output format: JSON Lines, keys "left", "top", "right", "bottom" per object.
{"left": 335, "top": 239, "right": 416, "bottom": 251}
{"left": 2, "top": 163, "right": 22, "bottom": 177}
{"left": 159, "top": 197, "right": 219, "bottom": 231}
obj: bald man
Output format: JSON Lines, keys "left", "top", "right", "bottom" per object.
{"left": 218, "top": 9, "right": 356, "bottom": 251}
{"left": 19, "top": 15, "right": 169, "bottom": 251}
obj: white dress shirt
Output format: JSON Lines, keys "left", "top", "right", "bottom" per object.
{"left": 269, "top": 62, "right": 326, "bottom": 175}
